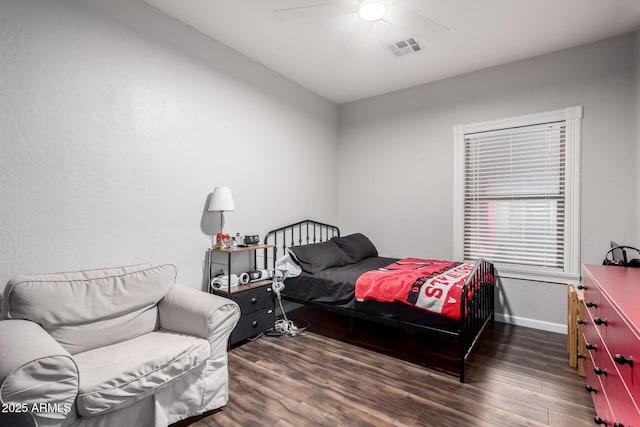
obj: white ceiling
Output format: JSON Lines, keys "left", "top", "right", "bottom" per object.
{"left": 144, "top": 0, "right": 640, "bottom": 104}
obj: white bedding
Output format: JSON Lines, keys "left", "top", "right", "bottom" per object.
{"left": 274, "top": 252, "right": 302, "bottom": 278}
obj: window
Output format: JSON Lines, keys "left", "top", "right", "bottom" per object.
{"left": 453, "top": 106, "right": 582, "bottom": 282}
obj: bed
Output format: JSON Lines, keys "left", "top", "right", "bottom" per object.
{"left": 262, "top": 219, "right": 495, "bottom": 383}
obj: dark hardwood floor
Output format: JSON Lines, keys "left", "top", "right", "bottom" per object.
{"left": 175, "top": 306, "right": 595, "bottom": 426}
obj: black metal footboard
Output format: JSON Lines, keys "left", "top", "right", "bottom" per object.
{"left": 263, "top": 219, "right": 495, "bottom": 383}
{"left": 458, "top": 258, "right": 495, "bottom": 382}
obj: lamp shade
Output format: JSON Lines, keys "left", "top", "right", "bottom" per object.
{"left": 208, "top": 187, "right": 235, "bottom": 212}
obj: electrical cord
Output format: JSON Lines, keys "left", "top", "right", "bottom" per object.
{"left": 247, "top": 332, "right": 264, "bottom": 341}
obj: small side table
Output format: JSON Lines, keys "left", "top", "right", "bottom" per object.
{"left": 208, "top": 244, "right": 275, "bottom": 345}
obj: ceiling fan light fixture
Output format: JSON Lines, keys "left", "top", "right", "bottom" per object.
{"left": 358, "top": 0, "right": 388, "bottom": 22}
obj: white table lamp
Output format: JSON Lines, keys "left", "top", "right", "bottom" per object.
{"left": 208, "top": 186, "right": 235, "bottom": 249}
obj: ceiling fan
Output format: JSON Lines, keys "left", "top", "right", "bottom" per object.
{"left": 273, "top": 0, "right": 449, "bottom": 53}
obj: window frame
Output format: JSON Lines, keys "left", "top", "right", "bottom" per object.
{"left": 453, "top": 106, "right": 582, "bottom": 283}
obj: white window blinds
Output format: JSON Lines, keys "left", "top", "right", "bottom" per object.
{"left": 463, "top": 122, "right": 566, "bottom": 270}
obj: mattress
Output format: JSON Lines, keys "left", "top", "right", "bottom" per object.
{"left": 282, "top": 256, "right": 460, "bottom": 331}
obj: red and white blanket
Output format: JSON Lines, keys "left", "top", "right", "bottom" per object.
{"left": 355, "top": 258, "right": 475, "bottom": 321}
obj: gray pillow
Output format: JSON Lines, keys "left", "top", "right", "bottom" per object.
{"left": 288, "top": 241, "right": 352, "bottom": 274}
{"left": 331, "top": 233, "right": 378, "bottom": 263}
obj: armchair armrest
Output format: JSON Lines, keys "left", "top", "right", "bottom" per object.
{"left": 0, "top": 320, "right": 78, "bottom": 421}
{"left": 158, "top": 285, "right": 240, "bottom": 358}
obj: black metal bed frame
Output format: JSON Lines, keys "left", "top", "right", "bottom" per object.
{"left": 263, "top": 219, "right": 495, "bottom": 383}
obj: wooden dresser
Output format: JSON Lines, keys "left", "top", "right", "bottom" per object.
{"left": 580, "top": 265, "right": 640, "bottom": 426}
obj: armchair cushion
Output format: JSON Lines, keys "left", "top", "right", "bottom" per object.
{"left": 1, "top": 262, "right": 177, "bottom": 354}
{"left": 0, "top": 320, "right": 78, "bottom": 420}
{"left": 73, "top": 331, "right": 209, "bottom": 417}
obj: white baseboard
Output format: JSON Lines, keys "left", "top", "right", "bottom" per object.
{"left": 494, "top": 312, "right": 566, "bottom": 334}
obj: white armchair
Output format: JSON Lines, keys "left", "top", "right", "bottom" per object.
{"left": 0, "top": 262, "right": 240, "bottom": 427}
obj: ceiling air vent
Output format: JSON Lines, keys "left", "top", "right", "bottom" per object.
{"left": 387, "top": 37, "right": 422, "bottom": 57}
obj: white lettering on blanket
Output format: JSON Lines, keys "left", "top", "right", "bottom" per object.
{"left": 414, "top": 263, "right": 474, "bottom": 314}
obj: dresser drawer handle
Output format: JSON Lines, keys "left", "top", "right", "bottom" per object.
{"left": 577, "top": 319, "right": 587, "bottom": 325}
{"left": 593, "top": 367, "right": 607, "bottom": 376}
{"left": 594, "top": 317, "right": 608, "bottom": 326}
{"left": 577, "top": 284, "right": 586, "bottom": 290}
{"left": 586, "top": 343, "right": 598, "bottom": 351}
{"left": 586, "top": 301, "right": 598, "bottom": 308}
{"left": 585, "top": 385, "right": 597, "bottom": 394}
{"left": 593, "top": 417, "right": 607, "bottom": 425}
{"left": 614, "top": 354, "right": 633, "bottom": 366}
{"left": 250, "top": 297, "right": 257, "bottom": 304}
{"left": 577, "top": 353, "right": 586, "bottom": 360}
{"left": 251, "top": 320, "right": 258, "bottom": 328}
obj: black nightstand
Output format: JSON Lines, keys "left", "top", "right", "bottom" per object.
{"left": 208, "top": 244, "right": 275, "bottom": 344}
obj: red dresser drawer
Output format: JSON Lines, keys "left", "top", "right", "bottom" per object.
{"left": 581, "top": 265, "right": 640, "bottom": 427}
{"left": 585, "top": 348, "right": 614, "bottom": 425}
{"left": 582, "top": 271, "right": 601, "bottom": 309}
{"left": 583, "top": 310, "right": 603, "bottom": 368}
{"left": 598, "top": 293, "right": 640, "bottom": 405}
{"left": 600, "top": 344, "right": 640, "bottom": 426}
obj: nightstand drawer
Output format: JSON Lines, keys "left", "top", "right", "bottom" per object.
{"left": 231, "top": 285, "right": 273, "bottom": 312}
{"left": 230, "top": 307, "right": 274, "bottom": 344}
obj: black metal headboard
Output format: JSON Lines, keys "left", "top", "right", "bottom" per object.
{"left": 263, "top": 219, "right": 340, "bottom": 269}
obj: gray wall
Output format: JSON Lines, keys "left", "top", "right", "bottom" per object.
{"left": 0, "top": 0, "right": 339, "bottom": 289}
{"left": 337, "top": 34, "right": 637, "bottom": 332}
{"left": 2, "top": 0, "right": 638, "bottom": 332}
{"left": 636, "top": 31, "right": 640, "bottom": 246}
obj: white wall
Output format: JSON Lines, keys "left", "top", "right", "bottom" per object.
{"left": 338, "top": 34, "right": 637, "bottom": 332}
{"left": 0, "top": 0, "right": 339, "bottom": 290}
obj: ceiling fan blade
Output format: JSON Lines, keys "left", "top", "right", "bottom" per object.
{"left": 383, "top": 6, "right": 449, "bottom": 42}
{"left": 273, "top": 2, "right": 359, "bottom": 21}
{"left": 343, "top": 19, "right": 373, "bottom": 57}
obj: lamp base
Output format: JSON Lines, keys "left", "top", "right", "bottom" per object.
{"left": 213, "top": 239, "right": 228, "bottom": 250}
